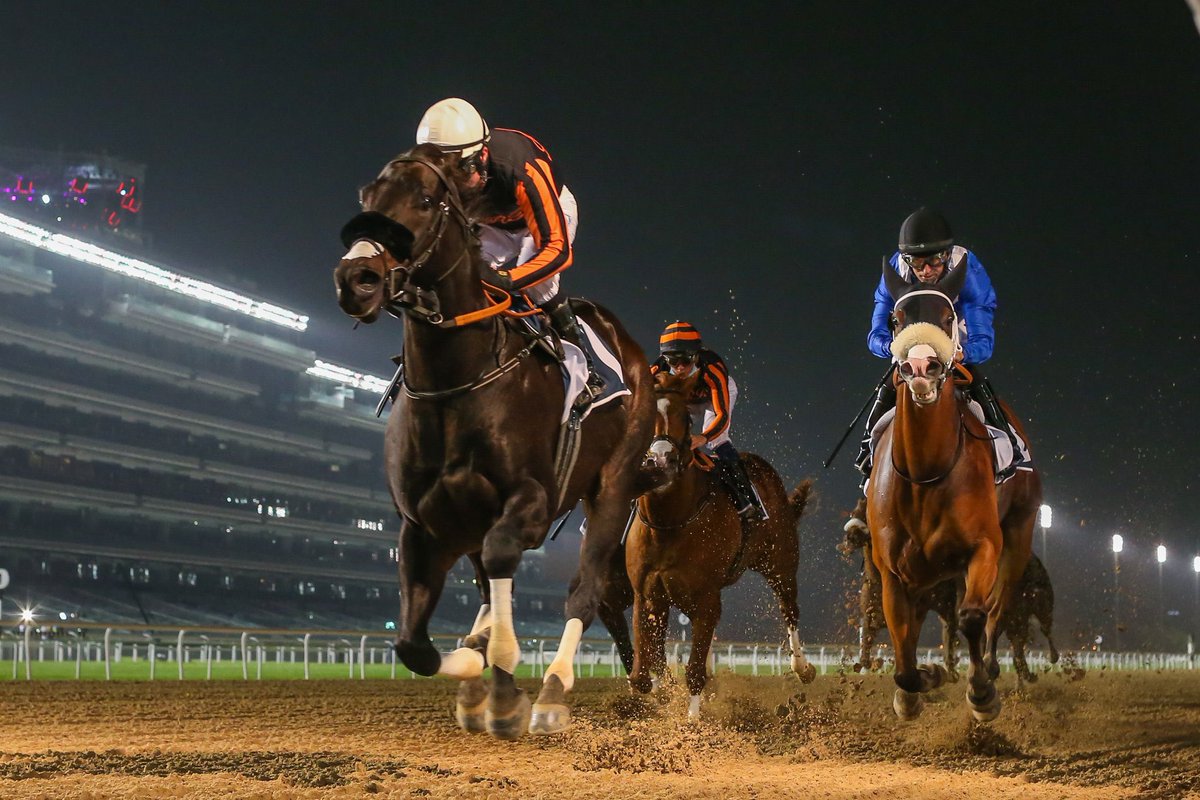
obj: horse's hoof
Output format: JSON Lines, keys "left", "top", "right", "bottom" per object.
{"left": 893, "top": 688, "right": 924, "bottom": 721}
{"left": 462, "top": 630, "right": 490, "bottom": 655}
{"left": 945, "top": 668, "right": 960, "bottom": 683}
{"left": 923, "top": 664, "right": 948, "bottom": 690}
{"left": 455, "top": 677, "right": 488, "bottom": 733}
{"left": 529, "top": 673, "right": 571, "bottom": 736}
{"left": 793, "top": 660, "right": 817, "bottom": 684}
{"left": 968, "top": 685, "right": 1002, "bottom": 722}
{"left": 486, "top": 689, "right": 531, "bottom": 740}
{"left": 686, "top": 694, "right": 701, "bottom": 721}
{"left": 530, "top": 702, "right": 571, "bottom": 735}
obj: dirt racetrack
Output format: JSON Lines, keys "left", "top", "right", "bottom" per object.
{"left": 2, "top": 665, "right": 1198, "bottom": 799}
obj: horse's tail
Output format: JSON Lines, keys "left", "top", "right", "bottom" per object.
{"left": 788, "top": 479, "right": 814, "bottom": 519}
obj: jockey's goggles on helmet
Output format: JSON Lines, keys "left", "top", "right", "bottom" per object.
{"left": 664, "top": 352, "right": 697, "bottom": 367}
{"left": 901, "top": 249, "right": 951, "bottom": 270}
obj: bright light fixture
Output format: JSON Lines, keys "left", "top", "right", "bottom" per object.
{"left": 1038, "top": 504, "right": 1051, "bottom": 529}
{"left": 306, "top": 359, "right": 391, "bottom": 394}
{"left": 1112, "top": 534, "right": 1123, "bottom": 554}
{"left": 1157, "top": 544, "right": 1167, "bottom": 564}
{"left": 20, "top": 607, "right": 35, "bottom": 623}
{"left": 0, "top": 211, "right": 308, "bottom": 331}
{"left": 1193, "top": 555, "right": 1200, "bottom": 574}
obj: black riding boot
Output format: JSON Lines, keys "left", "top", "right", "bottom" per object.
{"left": 847, "top": 373, "right": 896, "bottom": 532}
{"left": 714, "top": 442, "right": 762, "bottom": 521}
{"left": 852, "top": 376, "right": 898, "bottom": 482}
{"left": 968, "top": 374, "right": 1023, "bottom": 478}
{"left": 544, "top": 295, "right": 605, "bottom": 406}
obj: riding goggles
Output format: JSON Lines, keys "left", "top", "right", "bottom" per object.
{"left": 901, "top": 249, "right": 951, "bottom": 270}
{"left": 664, "top": 353, "right": 697, "bottom": 367}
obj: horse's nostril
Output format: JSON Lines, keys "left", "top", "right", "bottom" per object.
{"left": 354, "top": 269, "right": 381, "bottom": 289}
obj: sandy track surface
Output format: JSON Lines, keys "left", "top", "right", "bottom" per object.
{"left": 1, "top": 666, "right": 1198, "bottom": 799}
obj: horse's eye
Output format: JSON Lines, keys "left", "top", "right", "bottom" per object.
{"left": 420, "top": 195, "right": 434, "bottom": 210}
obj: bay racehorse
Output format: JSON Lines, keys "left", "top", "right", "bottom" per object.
{"left": 867, "top": 261, "right": 1042, "bottom": 721}
{"left": 332, "top": 144, "right": 654, "bottom": 739}
{"left": 627, "top": 369, "right": 816, "bottom": 719}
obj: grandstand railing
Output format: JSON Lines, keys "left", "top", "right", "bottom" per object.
{"left": 1, "top": 621, "right": 1195, "bottom": 681}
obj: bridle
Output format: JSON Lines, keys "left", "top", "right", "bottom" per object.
{"left": 341, "top": 154, "right": 533, "bottom": 402}
{"left": 892, "top": 287, "right": 960, "bottom": 395}
{"left": 342, "top": 154, "right": 512, "bottom": 329}
{"left": 637, "top": 386, "right": 718, "bottom": 529}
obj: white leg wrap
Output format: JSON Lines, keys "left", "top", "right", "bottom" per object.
{"left": 437, "top": 647, "right": 485, "bottom": 679}
{"left": 789, "top": 628, "right": 810, "bottom": 666}
{"left": 469, "top": 603, "right": 492, "bottom": 636}
{"left": 687, "top": 695, "right": 702, "bottom": 720}
{"left": 543, "top": 618, "right": 584, "bottom": 692}
{"left": 486, "top": 579, "right": 520, "bottom": 673}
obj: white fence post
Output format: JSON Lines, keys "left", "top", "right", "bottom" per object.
{"left": 241, "top": 632, "right": 249, "bottom": 681}
{"left": 103, "top": 628, "right": 112, "bottom": 681}
{"left": 149, "top": 643, "right": 156, "bottom": 681}
{"left": 177, "top": 631, "right": 185, "bottom": 680}
{"left": 303, "top": 634, "right": 311, "bottom": 680}
{"left": 359, "top": 635, "right": 368, "bottom": 680}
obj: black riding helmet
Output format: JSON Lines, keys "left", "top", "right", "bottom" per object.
{"left": 898, "top": 208, "right": 954, "bottom": 256}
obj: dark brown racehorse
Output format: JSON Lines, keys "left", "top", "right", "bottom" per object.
{"left": 626, "top": 369, "right": 815, "bottom": 719}
{"left": 868, "top": 262, "right": 1042, "bottom": 721}
{"left": 332, "top": 144, "right": 653, "bottom": 739}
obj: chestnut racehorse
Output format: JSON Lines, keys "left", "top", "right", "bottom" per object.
{"left": 868, "top": 261, "right": 1042, "bottom": 721}
{"left": 627, "top": 369, "right": 816, "bottom": 719}
{"left": 332, "top": 144, "right": 654, "bottom": 739}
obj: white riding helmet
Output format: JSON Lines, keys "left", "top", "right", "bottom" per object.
{"left": 415, "top": 98, "right": 490, "bottom": 159}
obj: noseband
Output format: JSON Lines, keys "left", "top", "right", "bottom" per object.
{"left": 341, "top": 154, "right": 511, "bottom": 328}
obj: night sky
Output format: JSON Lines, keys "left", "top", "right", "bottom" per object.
{"left": 3, "top": 3, "right": 1198, "bottom": 642}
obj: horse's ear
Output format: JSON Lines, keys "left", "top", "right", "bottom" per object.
{"left": 883, "top": 256, "right": 908, "bottom": 300}
{"left": 936, "top": 255, "right": 967, "bottom": 300}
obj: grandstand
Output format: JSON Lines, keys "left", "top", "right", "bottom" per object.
{"left": 0, "top": 148, "right": 558, "bottom": 636}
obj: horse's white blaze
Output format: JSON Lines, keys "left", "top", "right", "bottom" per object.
{"left": 543, "top": 617, "right": 584, "bottom": 692}
{"left": 687, "top": 695, "right": 702, "bottom": 720}
{"left": 656, "top": 397, "right": 672, "bottom": 418}
{"left": 342, "top": 240, "right": 381, "bottom": 261}
{"left": 486, "top": 578, "right": 520, "bottom": 673}
{"left": 437, "top": 647, "right": 485, "bottom": 679}
{"left": 469, "top": 603, "right": 491, "bottom": 636}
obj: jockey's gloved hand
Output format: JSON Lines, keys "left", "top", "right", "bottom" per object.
{"left": 480, "top": 257, "right": 518, "bottom": 292}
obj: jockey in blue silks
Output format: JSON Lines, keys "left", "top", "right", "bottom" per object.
{"left": 850, "top": 208, "right": 1026, "bottom": 514}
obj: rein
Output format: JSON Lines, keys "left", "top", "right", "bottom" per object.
{"left": 402, "top": 341, "right": 534, "bottom": 401}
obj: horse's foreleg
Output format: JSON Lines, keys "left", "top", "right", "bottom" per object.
{"left": 684, "top": 596, "right": 721, "bottom": 720}
{"left": 879, "top": 570, "right": 940, "bottom": 720}
{"left": 628, "top": 584, "right": 668, "bottom": 695}
{"left": 394, "top": 519, "right": 458, "bottom": 677}
{"left": 479, "top": 481, "right": 547, "bottom": 740}
{"left": 961, "top": 538, "right": 1001, "bottom": 721}
{"left": 1010, "top": 624, "right": 1034, "bottom": 683}
{"left": 598, "top": 600, "right": 634, "bottom": 677}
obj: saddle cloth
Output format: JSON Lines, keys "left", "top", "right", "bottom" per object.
{"left": 868, "top": 401, "right": 1033, "bottom": 485}
{"left": 560, "top": 320, "right": 631, "bottom": 423}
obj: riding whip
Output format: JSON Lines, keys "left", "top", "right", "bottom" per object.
{"left": 822, "top": 364, "right": 895, "bottom": 469}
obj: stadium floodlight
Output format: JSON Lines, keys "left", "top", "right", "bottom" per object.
{"left": 0, "top": 211, "right": 309, "bottom": 331}
{"left": 20, "top": 607, "right": 34, "bottom": 623}
{"left": 1112, "top": 534, "right": 1123, "bottom": 554}
{"left": 306, "top": 360, "right": 391, "bottom": 394}
{"left": 1038, "top": 504, "right": 1052, "bottom": 529}
{"left": 1194, "top": 555, "right": 1200, "bottom": 574}
{"left": 1157, "top": 545, "right": 1167, "bottom": 564}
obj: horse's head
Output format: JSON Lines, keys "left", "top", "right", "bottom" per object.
{"left": 883, "top": 258, "right": 966, "bottom": 405}
{"left": 333, "top": 144, "right": 479, "bottom": 323}
{"left": 643, "top": 369, "right": 700, "bottom": 476}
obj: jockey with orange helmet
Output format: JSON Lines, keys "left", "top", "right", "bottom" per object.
{"left": 416, "top": 97, "right": 603, "bottom": 401}
{"left": 650, "top": 322, "right": 763, "bottom": 520}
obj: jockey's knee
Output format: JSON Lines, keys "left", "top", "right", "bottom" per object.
{"left": 712, "top": 442, "right": 740, "bottom": 462}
